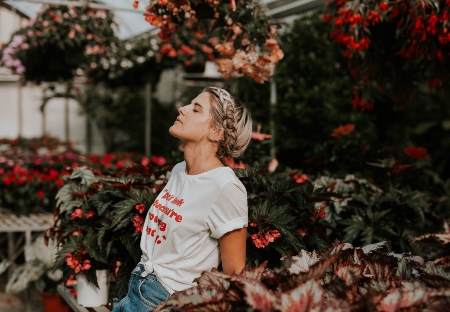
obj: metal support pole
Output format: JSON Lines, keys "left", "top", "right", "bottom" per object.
{"left": 18, "top": 82, "right": 23, "bottom": 137}
{"left": 269, "top": 77, "right": 277, "bottom": 159}
{"left": 145, "top": 83, "right": 152, "bottom": 157}
{"left": 65, "top": 97, "right": 70, "bottom": 144}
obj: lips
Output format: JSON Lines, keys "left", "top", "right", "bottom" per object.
{"left": 176, "top": 117, "right": 182, "bottom": 123}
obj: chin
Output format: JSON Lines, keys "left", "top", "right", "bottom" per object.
{"left": 169, "top": 125, "right": 181, "bottom": 138}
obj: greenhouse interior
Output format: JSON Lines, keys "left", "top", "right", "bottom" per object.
{"left": 1, "top": 0, "right": 450, "bottom": 311}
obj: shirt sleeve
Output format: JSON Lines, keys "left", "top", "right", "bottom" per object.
{"left": 206, "top": 182, "right": 248, "bottom": 239}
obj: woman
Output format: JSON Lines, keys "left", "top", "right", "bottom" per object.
{"left": 113, "top": 87, "right": 252, "bottom": 311}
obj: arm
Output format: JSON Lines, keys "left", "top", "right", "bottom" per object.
{"left": 219, "top": 227, "right": 247, "bottom": 274}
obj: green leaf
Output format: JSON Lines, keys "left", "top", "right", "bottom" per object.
{"left": 120, "top": 235, "right": 140, "bottom": 264}
{"left": 70, "top": 167, "right": 98, "bottom": 186}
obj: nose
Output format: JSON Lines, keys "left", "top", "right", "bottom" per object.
{"left": 178, "top": 106, "right": 185, "bottom": 115}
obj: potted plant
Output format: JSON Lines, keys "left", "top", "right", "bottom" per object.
{"left": 4, "top": 236, "right": 70, "bottom": 312}
{"left": 45, "top": 164, "right": 172, "bottom": 303}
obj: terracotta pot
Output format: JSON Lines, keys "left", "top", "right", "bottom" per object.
{"left": 42, "top": 292, "right": 71, "bottom": 312}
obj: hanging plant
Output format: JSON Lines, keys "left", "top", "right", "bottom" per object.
{"left": 135, "top": 0, "right": 283, "bottom": 83}
{"left": 323, "top": 0, "right": 450, "bottom": 109}
{"left": 1, "top": 4, "right": 119, "bottom": 83}
{"left": 87, "top": 31, "right": 163, "bottom": 87}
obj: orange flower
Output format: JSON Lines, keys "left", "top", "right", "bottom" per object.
{"left": 404, "top": 146, "right": 429, "bottom": 160}
{"left": 331, "top": 124, "right": 356, "bottom": 138}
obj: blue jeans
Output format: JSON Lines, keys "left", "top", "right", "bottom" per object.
{"left": 112, "top": 263, "right": 171, "bottom": 312}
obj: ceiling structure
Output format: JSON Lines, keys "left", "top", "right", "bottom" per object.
{"left": 4, "top": 0, "right": 326, "bottom": 39}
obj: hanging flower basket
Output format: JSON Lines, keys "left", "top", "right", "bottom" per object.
{"left": 1, "top": 4, "right": 119, "bottom": 83}
{"left": 135, "top": 0, "right": 284, "bottom": 83}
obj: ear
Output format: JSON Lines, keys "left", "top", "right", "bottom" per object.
{"left": 208, "top": 126, "right": 224, "bottom": 142}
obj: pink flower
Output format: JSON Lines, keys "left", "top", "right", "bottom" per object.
{"left": 251, "top": 132, "right": 272, "bottom": 141}
{"left": 140, "top": 157, "right": 150, "bottom": 166}
{"left": 71, "top": 209, "right": 83, "bottom": 220}
{"left": 151, "top": 156, "right": 167, "bottom": 166}
{"left": 249, "top": 222, "right": 258, "bottom": 227}
{"left": 72, "top": 230, "right": 81, "bottom": 236}
{"left": 268, "top": 159, "right": 278, "bottom": 172}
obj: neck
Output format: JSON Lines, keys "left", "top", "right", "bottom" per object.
{"left": 183, "top": 141, "right": 223, "bottom": 175}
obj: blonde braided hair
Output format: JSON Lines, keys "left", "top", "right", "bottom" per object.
{"left": 203, "top": 87, "right": 252, "bottom": 160}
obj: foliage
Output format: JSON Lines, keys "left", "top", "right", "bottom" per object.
{"left": 5, "top": 236, "right": 63, "bottom": 294}
{"left": 323, "top": 0, "right": 450, "bottom": 109}
{"left": 235, "top": 166, "right": 340, "bottom": 268}
{"left": 136, "top": 0, "right": 283, "bottom": 83}
{"left": 154, "top": 240, "right": 450, "bottom": 311}
{"left": 1, "top": 4, "right": 118, "bottom": 83}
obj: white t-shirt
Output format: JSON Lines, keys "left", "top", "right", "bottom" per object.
{"left": 139, "top": 161, "right": 248, "bottom": 294}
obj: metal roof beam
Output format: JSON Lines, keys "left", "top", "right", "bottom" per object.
{"left": 267, "top": 0, "right": 325, "bottom": 18}
{"left": 9, "top": 0, "right": 147, "bottom": 13}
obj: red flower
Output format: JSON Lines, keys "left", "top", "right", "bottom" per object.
{"left": 85, "top": 211, "right": 96, "bottom": 219}
{"left": 72, "top": 230, "right": 81, "bottom": 236}
{"left": 404, "top": 146, "right": 429, "bottom": 160}
{"left": 37, "top": 190, "right": 45, "bottom": 198}
{"left": 56, "top": 179, "right": 63, "bottom": 187}
{"left": 151, "top": 156, "right": 167, "bottom": 166}
{"left": 71, "top": 208, "right": 83, "bottom": 220}
{"left": 133, "top": 1, "right": 139, "bottom": 9}
{"left": 331, "top": 124, "right": 356, "bottom": 138}
{"left": 249, "top": 222, "right": 258, "bottom": 227}
{"left": 135, "top": 203, "right": 146, "bottom": 214}
{"left": 378, "top": 2, "right": 389, "bottom": 11}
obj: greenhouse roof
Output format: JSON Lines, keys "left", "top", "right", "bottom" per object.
{"left": 5, "top": 0, "right": 325, "bottom": 39}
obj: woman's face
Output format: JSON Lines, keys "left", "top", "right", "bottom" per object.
{"left": 169, "top": 92, "right": 213, "bottom": 142}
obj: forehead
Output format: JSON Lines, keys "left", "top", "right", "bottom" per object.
{"left": 192, "top": 92, "right": 211, "bottom": 108}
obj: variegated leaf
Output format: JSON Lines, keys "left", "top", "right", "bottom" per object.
{"left": 153, "top": 287, "right": 225, "bottom": 311}
{"left": 275, "top": 280, "right": 323, "bottom": 312}
{"left": 361, "top": 241, "right": 387, "bottom": 254}
{"left": 377, "top": 287, "right": 450, "bottom": 311}
{"left": 287, "top": 250, "right": 320, "bottom": 274}
{"left": 239, "top": 261, "right": 268, "bottom": 280}
{"left": 423, "top": 262, "right": 450, "bottom": 281}
{"left": 230, "top": 277, "right": 276, "bottom": 311}
{"left": 194, "top": 271, "right": 231, "bottom": 289}
{"left": 335, "top": 263, "right": 364, "bottom": 286}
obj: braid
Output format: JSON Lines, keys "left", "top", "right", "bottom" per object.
{"left": 204, "top": 87, "right": 252, "bottom": 160}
